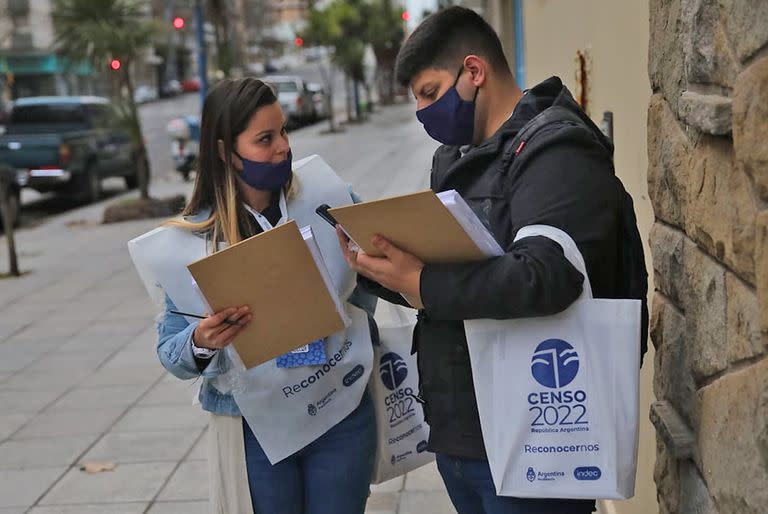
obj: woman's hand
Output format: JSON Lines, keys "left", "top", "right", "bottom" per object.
{"left": 192, "top": 306, "right": 252, "bottom": 350}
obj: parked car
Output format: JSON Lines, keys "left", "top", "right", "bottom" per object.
{"left": 306, "top": 82, "right": 329, "bottom": 120}
{"left": 263, "top": 75, "right": 316, "bottom": 126}
{"left": 181, "top": 78, "right": 200, "bottom": 92}
{"left": 0, "top": 96, "right": 144, "bottom": 204}
{"left": 133, "top": 85, "right": 158, "bottom": 104}
{"left": 160, "top": 79, "right": 183, "bottom": 98}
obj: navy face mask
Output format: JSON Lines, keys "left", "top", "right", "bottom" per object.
{"left": 416, "top": 67, "right": 479, "bottom": 146}
{"left": 233, "top": 149, "right": 293, "bottom": 192}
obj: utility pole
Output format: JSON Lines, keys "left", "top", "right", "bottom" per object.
{"left": 196, "top": 0, "right": 209, "bottom": 106}
{"left": 163, "top": 0, "right": 178, "bottom": 87}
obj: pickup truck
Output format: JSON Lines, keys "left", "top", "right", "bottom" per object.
{"left": 0, "top": 96, "right": 144, "bottom": 206}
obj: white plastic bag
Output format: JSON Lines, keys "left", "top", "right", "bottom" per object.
{"left": 370, "top": 302, "right": 434, "bottom": 484}
{"left": 231, "top": 303, "right": 373, "bottom": 464}
{"left": 465, "top": 225, "right": 641, "bottom": 499}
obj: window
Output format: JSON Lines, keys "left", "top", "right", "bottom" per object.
{"left": 274, "top": 81, "right": 299, "bottom": 93}
{"left": 10, "top": 104, "right": 87, "bottom": 125}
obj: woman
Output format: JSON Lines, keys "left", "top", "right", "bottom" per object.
{"left": 155, "top": 77, "right": 376, "bottom": 514}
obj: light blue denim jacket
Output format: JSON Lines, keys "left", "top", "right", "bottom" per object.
{"left": 155, "top": 188, "right": 376, "bottom": 416}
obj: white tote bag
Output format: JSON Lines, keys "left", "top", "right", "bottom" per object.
{"left": 370, "top": 302, "right": 434, "bottom": 484}
{"left": 465, "top": 225, "right": 641, "bottom": 499}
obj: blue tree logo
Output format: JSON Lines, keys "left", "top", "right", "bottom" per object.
{"left": 531, "top": 339, "right": 580, "bottom": 388}
{"left": 379, "top": 352, "right": 408, "bottom": 390}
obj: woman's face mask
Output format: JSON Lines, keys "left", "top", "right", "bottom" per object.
{"left": 416, "top": 67, "right": 479, "bottom": 146}
{"left": 234, "top": 150, "right": 293, "bottom": 192}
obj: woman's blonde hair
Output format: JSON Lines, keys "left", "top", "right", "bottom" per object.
{"left": 166, "top": 78, "right": 299, "bottom": 251}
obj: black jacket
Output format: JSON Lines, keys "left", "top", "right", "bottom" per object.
{"left": 361, "top": 77, "right": 630, "bottom": 461}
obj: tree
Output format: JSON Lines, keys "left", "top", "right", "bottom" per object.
{"left": 208, "top": 0, "right": 235, "bottom": 77}
{"left": 365, "top": 0, "right": 406, "bottom": 105}
{"left": 52, "top": 0, "right": 160, "bottom": 200}
{"left": 302, "top": 0, "right": 367, "bottom": 123}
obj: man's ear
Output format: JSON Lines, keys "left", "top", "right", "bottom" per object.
{"left": 463, "top": 55, "right": 487, "bottom": 87}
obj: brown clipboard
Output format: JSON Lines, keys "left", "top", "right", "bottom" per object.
{"left": 328, "top": 190, "right": 487, "bottom": 263}
{"left": 187, "top": 221, "right": 346, "bottom": 369}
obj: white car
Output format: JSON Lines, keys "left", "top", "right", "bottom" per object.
{"left": 263, "top": 76, "right": 316, "bottom": 126}
{"left": 133, "top": 85, "right": 158, "bottom": 104}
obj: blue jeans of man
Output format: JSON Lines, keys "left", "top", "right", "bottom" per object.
{"left": 437, "top": 454, "right": 596, "bottom": 514}
{"left": 243, "top": 393, "right": 376, "bottom": 514}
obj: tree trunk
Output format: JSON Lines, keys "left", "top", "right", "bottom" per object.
{"left": 353, "top": 80, "right": 362, "bottom": 122}
{"left": 0, "top": 179, "right": 19, "bottom": 277}
{"left": 318, "top": 62, "right": 337, "bottom": 132}
{"left": 345, "top": 75, "right": 353, "bottom": 122}
{"left": 122, "top": 63, "right": 150, "bottom": 200}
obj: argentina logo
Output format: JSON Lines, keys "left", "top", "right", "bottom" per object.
{"left": 531, "top": 339, "right": 579, "bottom": 389}
{"left": 379, "top": 352, "right": 408, "bottom": 391}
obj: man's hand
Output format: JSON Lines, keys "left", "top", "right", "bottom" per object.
{"left": 336, "top": 227, "right": 425, "bottom": 308}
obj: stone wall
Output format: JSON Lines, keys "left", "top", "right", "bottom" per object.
{"left": 648, "top": 1, "right": 768, "bottom": 513}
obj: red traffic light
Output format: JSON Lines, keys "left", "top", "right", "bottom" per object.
{"left": 401, "top": 10, "right": 410, "bottom": 21}
{"left": 294, "top": 37, "right": 304, "bottom": 47}
{"left": 110, "top": 59, "right": 121, "bottom": 70}
{"left": 173, "top": 17, "right": 185, "bottom": 29}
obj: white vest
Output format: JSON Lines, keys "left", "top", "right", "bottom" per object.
{"left": 129, "top": 154, "right": 374, "bottom": 463}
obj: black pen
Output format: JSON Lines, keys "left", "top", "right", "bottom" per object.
{"left": 169, "top": 310, "right": 242, "bottom": 326}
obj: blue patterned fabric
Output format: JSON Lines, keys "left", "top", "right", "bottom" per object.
{"left": 275, "top": 339, "right": 327, "bottom": 368}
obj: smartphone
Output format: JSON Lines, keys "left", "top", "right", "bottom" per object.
{"left": 315, "top": 204, "right": 361, "bottom": 252}
{"left": 315, "top": 204, "right": 339, "bottom": 228}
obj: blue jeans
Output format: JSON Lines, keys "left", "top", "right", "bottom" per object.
{"left": 243, "top": 393, "right": 376, "bottom": 514}
{"left": 436, "top": 454, "right": 596, "bottom": 514}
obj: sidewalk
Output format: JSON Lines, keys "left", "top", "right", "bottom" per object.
{"left": 0, "top": 104, "right": 454, "bottom": 514}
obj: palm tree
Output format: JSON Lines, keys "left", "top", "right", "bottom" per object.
{"left": 52, "top": 0, "right": 160, "bottom": 200}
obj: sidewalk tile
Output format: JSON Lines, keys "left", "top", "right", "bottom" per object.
{"left": 404, "top": 462, "right": 445, "bottom": 491}
{"left": 0, "top": 348, "right": 50, "bottom": 373}
{"left": 186, "top": 430, "right": 207, "bottom": 461}
{"left": 138, "top": 379, "right": 199, "bottom": 407}
{"left": 112, "top": 406, "right": 207, "bottom": 433}
{"left": 82, "top": 429, "right": 201, "bottom": 464}
{"left": 80, "top": 365, "right": 163, "bottom": 387}
{"left": 371, "top": 475, "right": 405, "bottom": 493}
{"left": 398, "top": 491, "right": 457, "bottom": 514}
{"left": 0, "top": 390, "right": 61, "bottom": 414}
{"left": 24, "top": 351, "right": 115, "bottom": 374}
{"left": 29, "top": 504, "right": 147, "bottom": 514}
{"left": 365, "top": 491, "right": 398, "bottom": 512}
{"left": 0, "top": 414, "right": 32, "bottom": 440}
{"left": 1, "top": 369, "right": 90, "bottom": 393}
{"left": 146, "top": 501, "right": 207, "bottom": 514}
{"left": 49, "top": 385, "right": 149, "bottom": 411}
{"left": 0, "top": 435, "right": 95, "bottom": 469}
{"left": 0, "top": 467, "right": 66, "bottom": 508}
{"left": 40, "top": 462, "right": 176, "bottom": 505}
{"left": 156, "top": 460, "right": 208, "bottom": 501}
{"left": 13, "top": 408, "right": 124, "bottom": 439}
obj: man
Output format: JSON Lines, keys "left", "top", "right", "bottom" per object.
{"left": 338, "top": 6, "right": 646, "bottom": 514}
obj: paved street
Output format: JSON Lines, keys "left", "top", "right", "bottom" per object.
{"left": 0, "top": 103, "right": 455, "bottom": 513}
{"left": 17, "top": 64, "right": 349, "bottom": 231}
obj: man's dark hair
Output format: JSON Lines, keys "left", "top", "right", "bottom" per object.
{"left": 395, "top": 6, "right": 511, "bottom": 87}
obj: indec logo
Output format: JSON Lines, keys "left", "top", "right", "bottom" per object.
{"left": 379, "top": 352, "right": 408, "bottom": 391}
{"left": 531, "top": 339, "right": 580, "bottom": 389}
